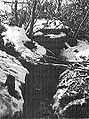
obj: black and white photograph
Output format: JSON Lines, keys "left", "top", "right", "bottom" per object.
{"left": 0, "top": 0, "right": 89, "bottom": 118}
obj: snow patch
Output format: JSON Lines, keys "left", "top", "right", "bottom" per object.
{"left": 45, "top": 32, "right": 66, "bottom": 38}
{"left": 34, "top": 31, "right": 43, "bottom": 36}
{"left": 62, "top": 40, "right": 89, "bottom": 62}
{"left": 34, "top": 41, "right": 46, "bottom": 56}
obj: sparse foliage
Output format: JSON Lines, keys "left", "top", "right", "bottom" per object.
{"left": 58, "top": 0, "right": 89, "bottom": 40}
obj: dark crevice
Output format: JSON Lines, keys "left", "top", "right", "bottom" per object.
{"left": 5, "top": 74, "right": 21, "bottom": 100}
{"left": 21, "top": 60, "right": 65, "bottom": 118}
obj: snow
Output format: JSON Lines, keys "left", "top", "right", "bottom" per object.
{"left": 45, "top": 32, "right": 66, "bottom": 38}
{"left": 34, "top": 41, "right": 46, "bottom": 56}
{"left": 62, "top": 40, "right": 89, "bottom": 62}
{"left": 34, "top": 31, "right": 43, "bottom": 36}
{"left": 33, "top": 19, "right": 47, "bottom": 32}
{"left": 34, "top": 19, "right": 47, "bottom": 26}
{"left": 2, "top": 24, "right": 46, "bottom": 62}
{"left": 57, "top": 88, "right": 67, "bottom": 99}
{"left": 33, "top": 19, "right": 64, "bottom": 32}
{"left": 76, "top": 48, "right": 89, "bottom": 62}
{"left": 45, "top": 20, "right": 62, "bottom": 29}
{"left": 2, "top": 24, "right": 31, "bottom": 50}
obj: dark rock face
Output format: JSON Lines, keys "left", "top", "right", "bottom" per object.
{"left": 21, "top": 61, "right": 65, "bottom": 118}
{"left": 5, "top": 75, "right": 21, "bottom": 100}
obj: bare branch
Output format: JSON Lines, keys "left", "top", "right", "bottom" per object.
{"left": 74, "top": 0, "right": 89, "bottom": 38}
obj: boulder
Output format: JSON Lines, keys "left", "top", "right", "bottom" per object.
{"left": 0, "top": 50, "right": 28, "bottom": 118}
{"left": 53, "top": 58, "right": 89, "bottom": 118}
{"left": 1, "top": 24, "right": 46, "bottom": 63}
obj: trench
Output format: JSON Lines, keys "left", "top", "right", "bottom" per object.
{"left": 20, "top": 33, "right": 69, "bottom": 118}
{"left": 20, "top": 58, "right": 65, "bottom": 118}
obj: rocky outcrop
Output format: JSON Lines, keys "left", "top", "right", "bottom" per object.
{"left": 0, "top": 22, "right": 76, "bottom": 118}
{"left": 1, "top": 24, "right": 46, "bottom": 63}
{"left": 0, "top": 24, "right": 54, "bottom": 118}
{"left": 53, "top": 62, "right": 89, "bottom": 118}
{"left": 0, "top": 50, "right": 28, "bottom": 118}
{"left": 53, "top": 40, "right": 89, "bottom": 118}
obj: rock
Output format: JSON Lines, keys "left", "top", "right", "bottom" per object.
{"left": 0, "top": 23, "right": 67, "bottom": 118}
{"left": 0, "top": 50, "right": 28, "bottom": 118}
{"left": 53, "top": 61, "right": 89, "bottom": 118}
{"left": 1, "top": 24, "right": 46, "bottom": 63}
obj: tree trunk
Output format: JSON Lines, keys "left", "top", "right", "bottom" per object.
{"left": 15, "top": 0, "right": 18, "bottom": 26}
{"left": 27, "top": 0, "right": 37, "bottom": 40}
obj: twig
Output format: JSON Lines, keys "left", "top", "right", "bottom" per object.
{"left": 38, "top": 61, "right": 68, "bottom": 67}
{"left": 46, "top": 48, "right": 55, "bottom": 56}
